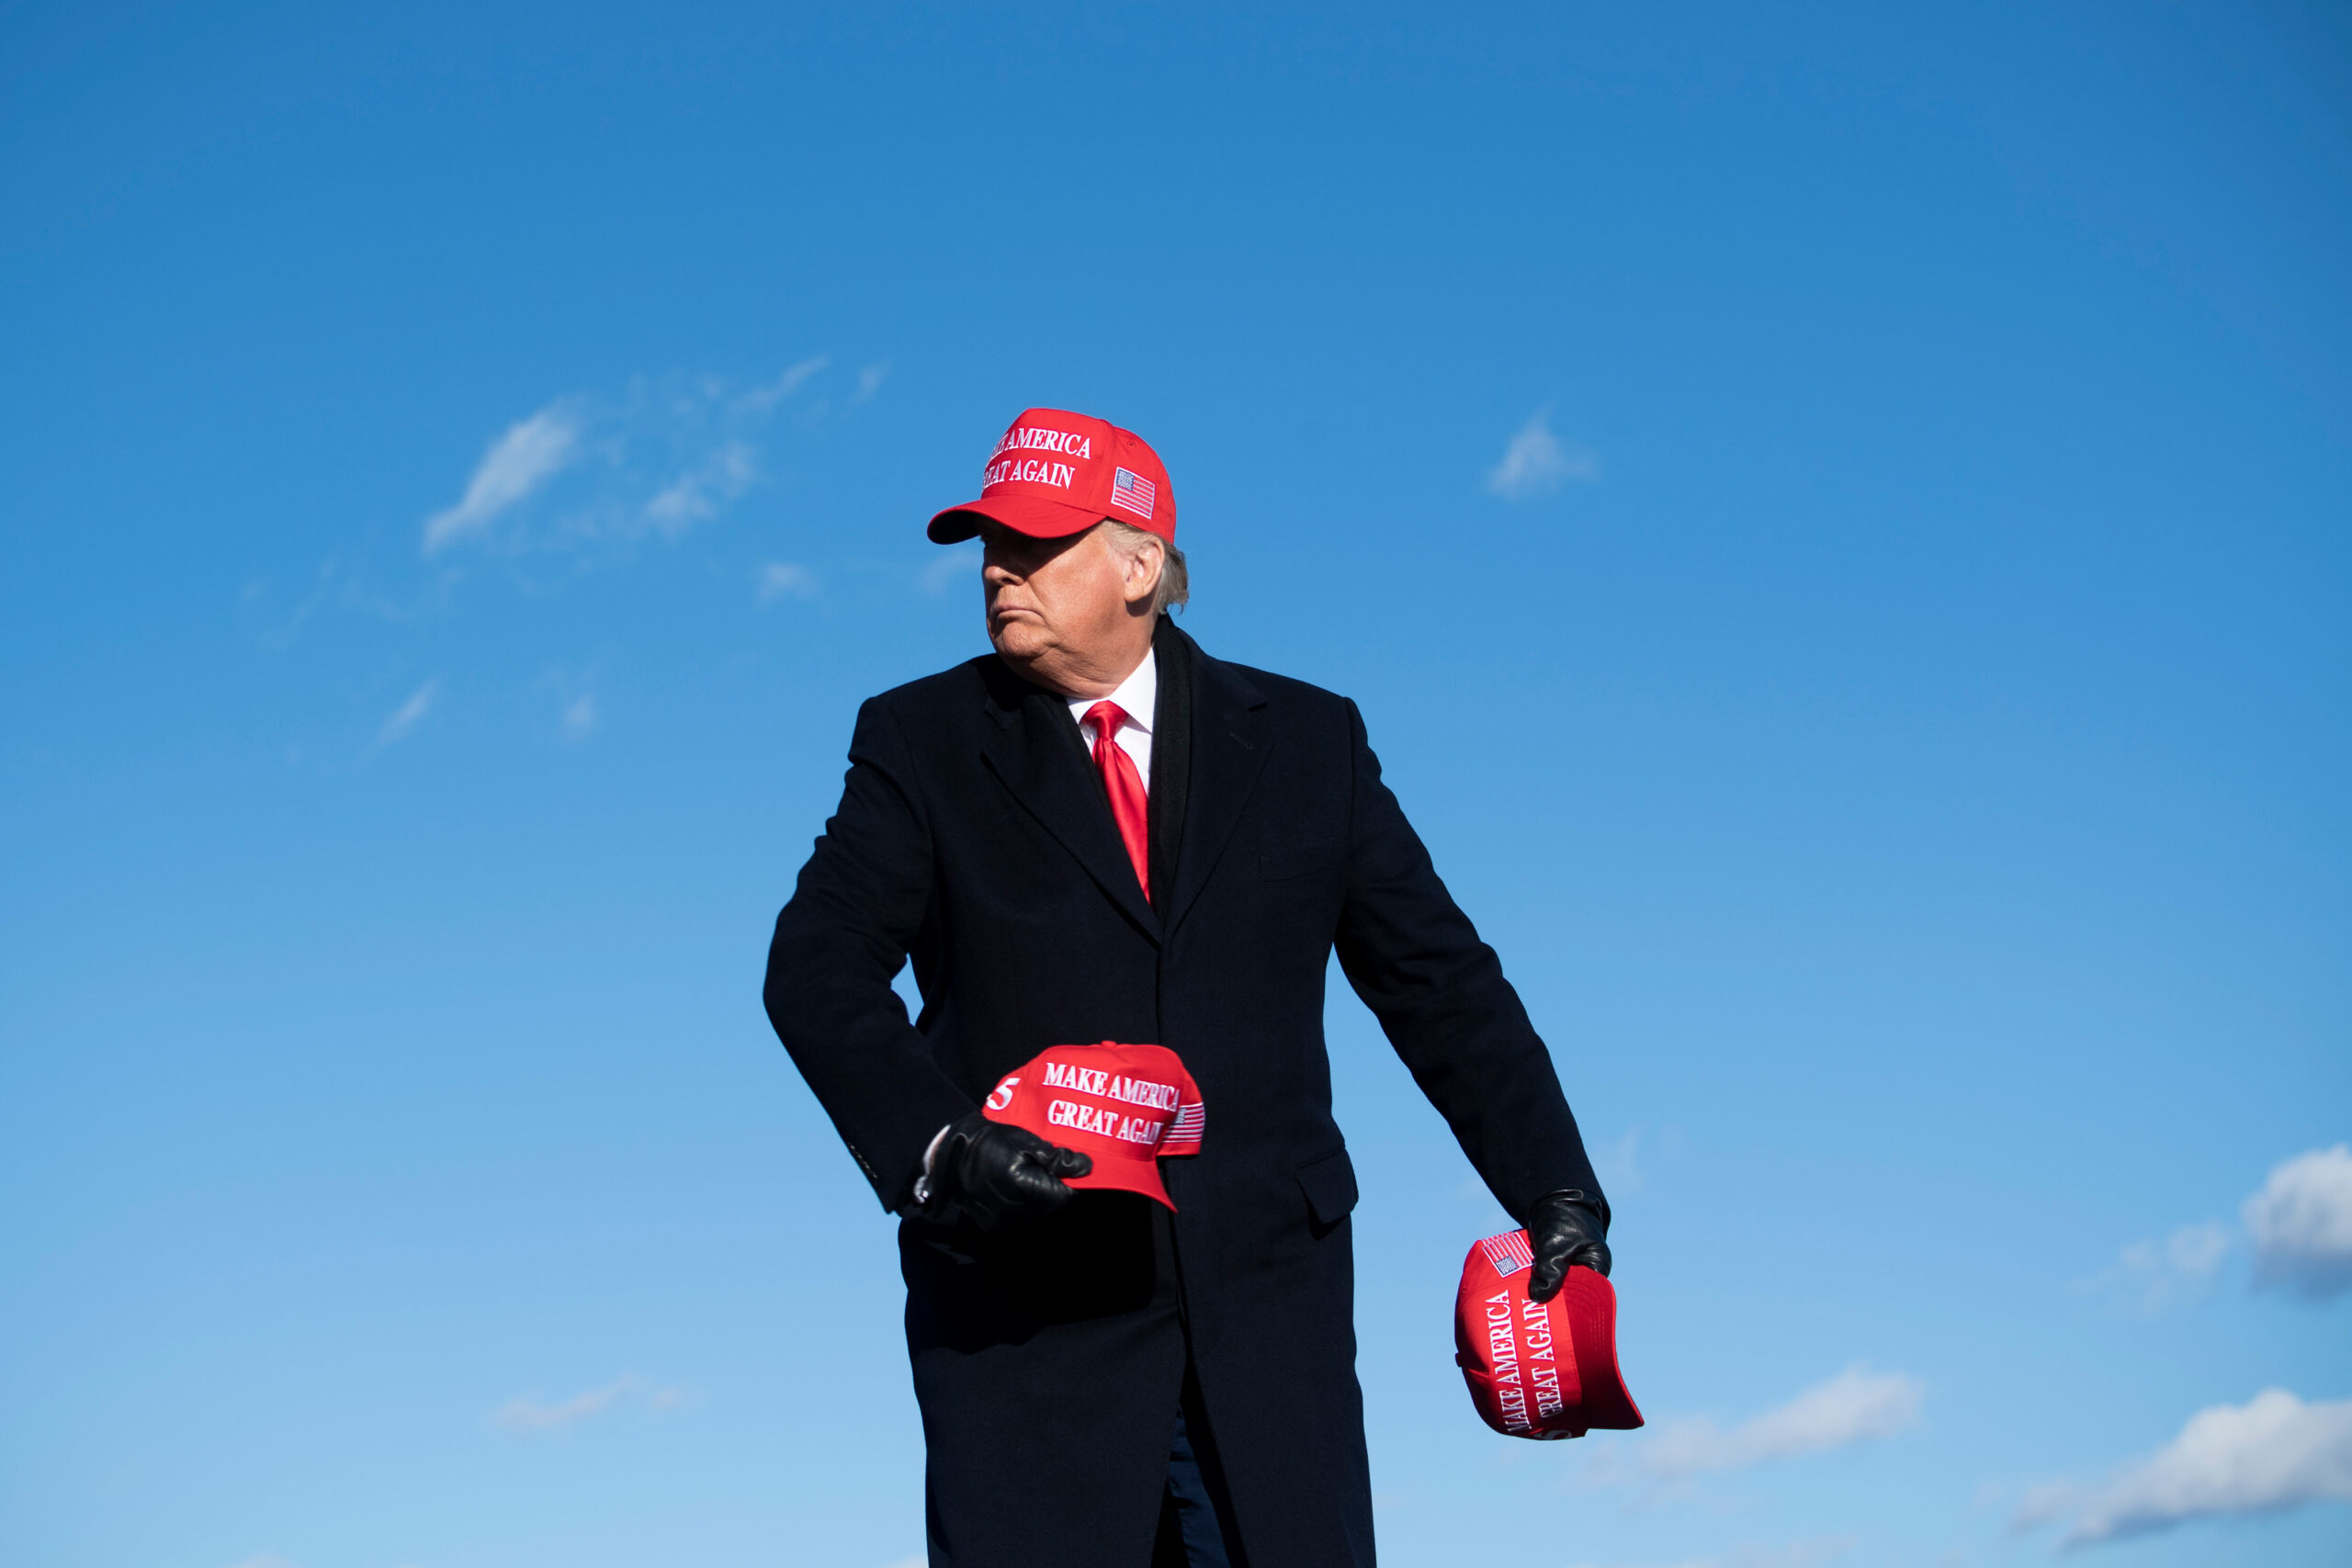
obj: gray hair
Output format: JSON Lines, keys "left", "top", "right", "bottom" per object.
{"left": 1100, "top": 518, "right": 1189, "bottom": 615}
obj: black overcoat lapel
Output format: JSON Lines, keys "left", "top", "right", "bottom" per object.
{"left": 977, "top": 659, "right": 1160, "bottom": 941}
{"left": 1147, "top": 616, "right": 1192, "bottom": 909}
{"left": 1164, "top": 627, "right": 1271, "bottom": 936}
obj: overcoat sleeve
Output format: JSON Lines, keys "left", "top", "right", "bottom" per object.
{"left": 1331, "top": 699, "right": 1608, "bottom": 1226}
{"left": 764, "top": 696, "right": 972, "bottom": 1211}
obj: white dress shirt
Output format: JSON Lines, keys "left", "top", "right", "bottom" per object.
{"left": 1069, "top": 651, "right": 1156, "bottom": 788}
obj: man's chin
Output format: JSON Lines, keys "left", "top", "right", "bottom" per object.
{"left": 988, "top": 626, "right": 1056, "bottom": 668}
{"left": 988, "top": 615, "right": 1053, "bottom": 653}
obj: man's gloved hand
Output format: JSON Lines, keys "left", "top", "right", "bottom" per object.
{"left": 922, "top": 1109, "right": 1093, "bottom": 1230}
{"left": 1527, "top": 1188, "right": 1611, "bottom": 1302}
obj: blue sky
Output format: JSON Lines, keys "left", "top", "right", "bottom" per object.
{"left": 4, "top": 4, "right": 2348, "bottom": 1566}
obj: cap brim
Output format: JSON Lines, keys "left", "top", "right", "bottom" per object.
{"left": 928, "top": 492, "right": 1109, "bottom": 545}
{"left": 1556, "top": 1269, "right": 1644, "bottom": 1429}
{"left": 1064, "top": 1158, "right": 1177, "bottom": 1213}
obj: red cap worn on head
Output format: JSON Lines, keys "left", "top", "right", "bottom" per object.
{"left": 928, "top": 408, "right": 1176, "bottom": 547}
{"left": 980, "top": 1042, "right": 1204, "bottom": 1211}
{"left": 1455, "top": 1228, "right": 1645, "bottom": 1440}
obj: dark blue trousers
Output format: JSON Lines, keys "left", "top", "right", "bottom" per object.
{"left": 1153, "top": 1373, "right": 1244, "bottom": 1567}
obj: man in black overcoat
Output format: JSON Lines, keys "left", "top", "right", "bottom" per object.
{"left": 764, "top": 408, "right": 1613, "bottom": 1567}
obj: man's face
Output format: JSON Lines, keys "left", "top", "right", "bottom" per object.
{"left": 979, "top": 521, "right": 1154, "bottom": 694}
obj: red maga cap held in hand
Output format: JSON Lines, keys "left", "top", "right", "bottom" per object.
{"left": 980, "top": 1042, "right": 1204, "bottom": 1211}
{"left": 929, "top": 409, "right": 1175, "bottom": 546}
{"left": 1454, "top": 1228, "right": 1644, "bottom": 1440}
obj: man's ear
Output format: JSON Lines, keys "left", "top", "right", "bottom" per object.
{"left": 1123, "top": 539, "right": 1165, "bottom": 607}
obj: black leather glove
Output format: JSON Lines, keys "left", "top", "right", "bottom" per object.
{"left": 1527, "top": 1188, "right": 1611, "bottom": 1301}
{"left": 920, "top": 1109, "right": 1093, "bottom": 1230}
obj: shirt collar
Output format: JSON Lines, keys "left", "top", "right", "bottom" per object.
{"left": 1068, "top": 648, "right": 1157, "bottom": 734}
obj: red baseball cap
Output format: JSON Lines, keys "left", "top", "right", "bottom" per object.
{"left": 979, "top": 1041, "right": 1204, "bottom": 1210}
{"left": 1455, "top": 1228, "right": 1645, "bottom": 1439}
{"left": 928, "top": 408, "right": 1176, "bottom": 546}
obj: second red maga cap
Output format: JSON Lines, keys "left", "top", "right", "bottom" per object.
{"left": 928, "top": 408, "right": 1176, "bottom": 546}
{"left": 1455, "top": 1228, "right": 1645, "bottom": 1440}
{"left": 980, "top": 1042, "right": 1204, "bottom": 1210}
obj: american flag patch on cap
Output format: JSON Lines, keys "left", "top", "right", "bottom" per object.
{"left": 1109, "top": 466, "right": 1157, "bottom": 520}
{"left": 1479, "top": 1229, "right": 1534, "bottom": 1277}
{"left": 1166, "top": 1103, "right": 1204, "bottom": 1143}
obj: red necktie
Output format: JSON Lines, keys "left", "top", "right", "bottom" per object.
{"left": 1084, "top": 700, "right": 1151, "bottom": 901}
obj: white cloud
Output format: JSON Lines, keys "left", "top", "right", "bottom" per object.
{"left": 560, "top": 693, "right": 599, "bottom": 740}
{"left": 419, "top": 363, "right": 833, "bottom": 562}
{"left": 2245, "top": 1145, "right": 2352, "bottom": 1298}
{"left": 1595, "top": 1127, "right": 1647, "bottom": 1197}
{"left": 853, "top": 360, "right": 891, "bottom": 405}
{"left": 1486, "top": 406, "right": 1598, "bottom": 501}
{"left": 492, "top": 1376, "right": 629, "bottom": 1433}
{"left": 492, "top": 1374, "right": 683, "bottom": 1435}
{"left": 423, "top": 405, "right": 582, "bottom": 555}
{"left": 735, "top": 355, "right": 830, "bottom": 414}
{"left": 1593, "top": 1124, "right": 1680, "bottom": 1199}
{"left": 2015, "top": 1388, "right": 2352, "bottom": 1546}
{"left": 2078, "top": 1221, "right": 2229, "bottom": 1314}
{"left": 237, "top": 559, "right": 338, "bottom": 649}
{"left": 2155, "top": 1222, "right": 2229, "bottom": 1278}
{"left": 1566, "top": 1537, "right": 1856, "bottom": 1568}
{"left": 1643, "top": 1366, "right": 1923, "bottom": 1479}
{"left": 647, "top": 439, "right": 760, "bottom": 534}
{"left": 375, "top": 678, "right": 438, "bottom": 748}
{"left": 756, "top": 560, "right": 821, "bottom": 604}
{"left": 918, "top": 544, "right": 981, "bottom": 597}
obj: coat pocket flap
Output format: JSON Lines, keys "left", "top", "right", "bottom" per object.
{"left": 1295, "top": 1146, "right": 1359, "bottom": 1227}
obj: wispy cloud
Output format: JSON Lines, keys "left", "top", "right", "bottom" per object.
{"left": 2245, "top": 1145, "right": 2352, "bottom": 1298}
{"left": 1486, "top": 406, "right": 1598, "bottom": 501}
{"left": 919, "top": 543, "right": 981, "bottom": 597}
{"left": 756, "top": 560, "right": 821, "bottom": 604}
{"left": 2076, "top": 1222, "right": 2229, "bottom": 1314}
{"left": 492, "top": 1377, "right": 628, "bottom": 1434}
{"left": 560, "top": 693, "right": 599, "bottom": 740}
{"left": 419, "top": 362, "right": 834, "bottom": 559}
{"left": 237, "top": 559, "right": 339, "bottom": 648}
{"left": 735, "top": 355, "right": 830, "bottom": 415}
{"left": 1589, "top": 1128, "right": 1647, "bottom": 1200}
{"left": 2014, "top": 1388, "right": 2352, "bottom": 1546}
{"left": 375, "top": 678, "right": 439, "bottom": 748}
{"left": 853, "top": 360, "right": 891, "bottom": 405}
{"left": 1566, "top": 1537, "right": 1857, "bottom": 1568}
{"left": 534, "top": 666, "right": 602, "bottom": 742}
{"left": 491, "top": 1373, "right": 683, "bottom": 1436}
{"left": 645, "top": 439, "right": 759, "bottom": 535}
{"left": 424, "top": 405, "right": 583, "bottom": 555}
{"left": 1593, "top": 1124, "right": 1681, "bottom": 1199}
{"left": 1642, "top": 1366, "right": 1923, "bottom": 1480}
